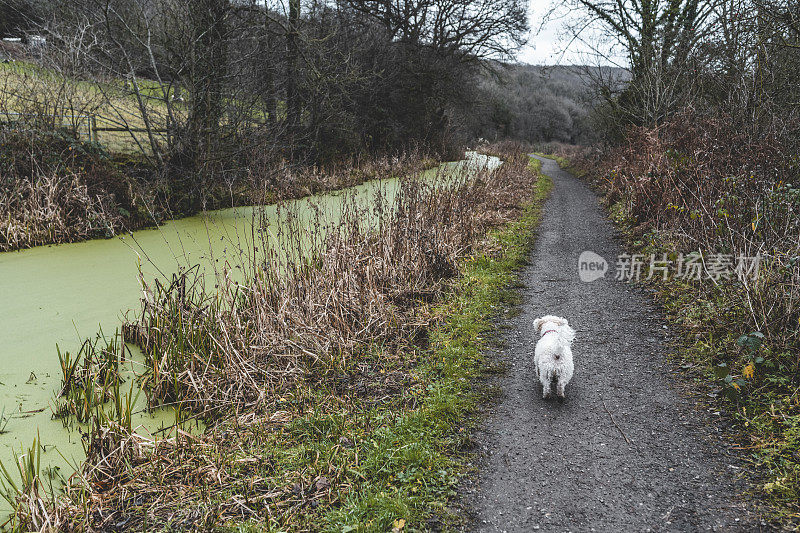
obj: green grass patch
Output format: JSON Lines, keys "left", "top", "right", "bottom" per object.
{"left": 219, "top": 159, "right": 552, "bottom": 532}
{"left": 531, "top": 152, "right": 570, "bottom": 171}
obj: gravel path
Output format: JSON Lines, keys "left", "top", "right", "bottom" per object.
{"left": 461, "top": 156, "right": 767, "bottom": 532}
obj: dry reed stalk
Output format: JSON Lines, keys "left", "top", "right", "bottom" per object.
{"left": 5, "top": 149, "right": 539, "bottom": 531}
{"left": 0, "top": 169, "right": 122, "bottom": 250}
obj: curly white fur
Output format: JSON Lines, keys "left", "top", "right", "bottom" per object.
{"left": 533, "top": 315, "right": 575, "bottom": 399}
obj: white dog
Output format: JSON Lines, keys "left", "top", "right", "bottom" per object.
{"left": 533, "top": 315, "right": 575, "bottom": 399}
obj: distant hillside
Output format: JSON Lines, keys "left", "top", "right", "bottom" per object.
{"left": 467, "top": 64, "right": 628, "bottom": 144}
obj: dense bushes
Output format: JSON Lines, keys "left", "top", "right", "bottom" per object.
{"left": 1, "top": 128, "right": 132, "bottom": 202}
{"left": 577, "top": 108, "right": 800, "bottom": 522}
{"left": 595, "top": 111, "right": 796, "bottom": 237}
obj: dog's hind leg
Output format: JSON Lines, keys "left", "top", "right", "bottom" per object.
{"left": 541, "top": 375, "right": 553, "bottom": 399}
{"left": 556, "top": 379, "right": 567, "bottom": 399}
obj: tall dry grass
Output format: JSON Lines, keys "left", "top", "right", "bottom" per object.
{"left": 0, "top": 148, "right": 538, "bottom": 531}
{"left": 0, "top": 127, "right": 140, "bottom": 250}
{"left": 127, "top": 155, "right": 520, "bottom": 417}
{"left": 245, "top": 145, "right": 440, "bottom": 205}
{"left": 0, "top": 168, "right": 122, "bottom": 250}
{"left": 584, "top": 111, "right": 800, "bottom": 349}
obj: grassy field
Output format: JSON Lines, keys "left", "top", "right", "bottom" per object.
{"left": 0, "top": 60, "right": 173, "bottom": 154}
{"left": 0, "top": 60, "right": 279, "bottom": 157}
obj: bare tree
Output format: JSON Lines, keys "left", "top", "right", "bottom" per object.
{"left": 13, "top": 0, "right": 532, "bottom": 212}
{"left": 341, "top": 0, "right": 528, "bottom": 62}
{"left": 285, "top": 0, "right": 300, "bottom": 135}
{"left": 569, "top": 0, "right": 717, "bottom": 75}
{"left": 562, "top": 0, "right": 718, "bottom": 127}
{"left": 756, "top": 0, "right": 800, "bottom": 47}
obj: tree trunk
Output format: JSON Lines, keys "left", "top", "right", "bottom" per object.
{"left": 264, "top": 7, "right": 278, "bottom": 127}
{"left": 188, "top": 0, "right": 229, "bottom": 208}
{"left": 286, "top": 0, "right": 300, "bottom": 140}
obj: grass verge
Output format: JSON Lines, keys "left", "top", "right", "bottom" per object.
{"left": 531, "top": 152, "right": 570, "bottom": 171}
{"left": 315, "top": 158, "right": 552, "bottom": 531}
{"left": 0, "top": 152, "right": 552, "bottom": 531}
{"left": 207, "top": 157, "right": 552, "bottom": 532}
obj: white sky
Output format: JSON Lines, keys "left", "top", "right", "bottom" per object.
{"left": 517, "top": 0, "right": 627, "bottom": 66}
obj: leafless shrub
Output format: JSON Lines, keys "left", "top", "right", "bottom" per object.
{"left": 588, "top": 108, "right": 800, "bottom": 350}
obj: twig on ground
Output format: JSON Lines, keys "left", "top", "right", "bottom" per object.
{"left": 602, "top": 399, "right": 632, "bottom": 445}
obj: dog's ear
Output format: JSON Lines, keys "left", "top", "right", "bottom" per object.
{"left": 558, "top": 317, "right": 569, "bottom": 327}
{"left": 533, "top": 317, "right": 544, "bottom": 332}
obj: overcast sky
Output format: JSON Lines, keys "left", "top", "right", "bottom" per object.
{"left": 517, "top": 0, "right": 627, "bottom": 66}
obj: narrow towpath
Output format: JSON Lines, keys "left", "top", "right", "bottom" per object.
{"left": 462, "top": 156, "right": 766, "bottom": 532}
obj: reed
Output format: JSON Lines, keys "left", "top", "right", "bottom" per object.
{"left": 0, "top": 168, "right": 123, "bottom": 251}
{"left": 53, "top": 332, "right": 127, "bottom": 424}
{"left": 126, "top": 162, "right": 515, "bottom": 418}
{"left": 0, "top": 434, "right": 67, "bottom": 531}
{"left": 3, "top": 147, "right": 540, "bottom": 530}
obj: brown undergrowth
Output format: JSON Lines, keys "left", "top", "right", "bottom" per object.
{"left": 0, "top": 128, "right": 137, "bottom": 250}
{"left": 1, "top": 145, "right": 540, "bottom": 531}
{"left": 551, "top": 112, "right": 800, "bottom": 525}
{"left": 0, "top": 125, "right": 439, "bottom": 252}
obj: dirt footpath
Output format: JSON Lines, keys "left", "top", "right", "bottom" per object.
{"left": 460, "top": 156, "right": 768, "bottom": 532}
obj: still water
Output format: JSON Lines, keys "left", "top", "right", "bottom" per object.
{"left": 0, "top": 153, "right": 500, "bottom": 505}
